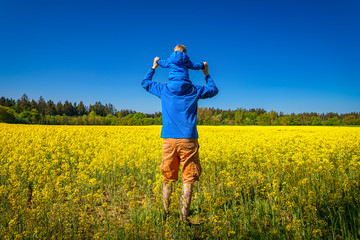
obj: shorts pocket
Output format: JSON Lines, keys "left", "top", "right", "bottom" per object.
{"left": 161, "top": 157, "right": 179, "bottom": 182}
{"left": 191, "top": 160, "right": 201, "bottom": 178}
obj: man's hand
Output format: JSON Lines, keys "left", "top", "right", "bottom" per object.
{"left": 202, "top": 62, "right": 209, "bottom": 76}
{"left": 152, "top": 57, "right": 160, "bottom": 70}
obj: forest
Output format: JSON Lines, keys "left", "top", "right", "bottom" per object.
{"left": 0, "top": 94, "right": 359, "bottom": 126}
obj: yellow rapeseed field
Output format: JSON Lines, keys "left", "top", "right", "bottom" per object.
{"left": 1, "top": 123, "right": 359, "bottom": 239}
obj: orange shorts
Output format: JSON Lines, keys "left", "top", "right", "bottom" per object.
{"left": 161, "top": 138, "right": 201, "bottom": 184}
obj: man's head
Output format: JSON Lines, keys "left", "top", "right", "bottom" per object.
{"left": 174, "top": 45, "right": 187, "bottom": 54}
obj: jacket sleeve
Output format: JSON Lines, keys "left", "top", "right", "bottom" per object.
{"left": 186, "top": 61, "right": 204, "bottom": 70}
{"left": 141, "top": 69, "right": 163, "bottom": 98}
{"left": 157, "top": 59, "right": 170, "bottom": 68}
{"left": 196, "top": 75, "right": 219, "bottom": 99}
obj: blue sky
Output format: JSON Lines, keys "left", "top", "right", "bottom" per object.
{"left": 0, "top": 0, "right": 359, "bottom": 114}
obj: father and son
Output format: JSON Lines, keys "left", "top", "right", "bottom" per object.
{"left": 141, "top": 45, "right": 218, "bottom": 226}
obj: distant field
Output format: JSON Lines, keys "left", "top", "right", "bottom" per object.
{"left": 1, "top": 124, "right": 359, "bottom": 239}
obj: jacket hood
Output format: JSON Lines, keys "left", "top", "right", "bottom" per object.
{"left": 169, "top": 51, "right": 190, "bottom": 65}
{"left": 166, "top": 80, "right": 193, "bottom": 96}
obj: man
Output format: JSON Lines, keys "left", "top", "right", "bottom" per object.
{"left": 141, "top": 54, "right": 218, "bottom": 225}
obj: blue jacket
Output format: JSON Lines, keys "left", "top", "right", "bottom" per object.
{"left": 141, "top": 69, "right": 218, "bottom": 138}
{"left": 158, "top": 51, "right": 204, "bottom": 81}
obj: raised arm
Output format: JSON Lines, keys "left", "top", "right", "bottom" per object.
{"left": 186, "top": 60, "right": 204, "bottom": 70}
{"left": 157, "top": 58, "right": 170, "bottom": 68}
{"left": 141, "top": 58, "right": 164, "bottom": 98}
{"left": 196, "top": 62, "right": 219, "bottom": 99}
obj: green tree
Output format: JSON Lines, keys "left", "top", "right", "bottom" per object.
{"left": 324, "top": 117, "right": 340, "bottom": 126}
{"left": 19, "top": 109, "right": 40, "bottom": 124}
{"left": 54, "top": 115, "right": 63, "bottom": 124}
{"left": 90, "top": 101, "right": 107, "bottom": 116}
{"left": 197, "top": 108, "right": 214, "bottom": 125}
{"left": 127, "top": 117, "right": 135, "bottom": 125}
{"left": 228, "top": 120, "right": 235, "bottom": 125}
{"left": 288, "top": 114, "right": 300, "bottom": 125}
{"left": 154, "top": 116, "right": 162, "bottom": 125}
{"left": 211, "top": 114, "right": 222, "bottom": 125}
{"left": 257, "top": 112, "right": 270, "bottom": 125}
{"left": 355, "top": 117, "right": 360, "bottom": 125}
{"left": 63, "top": 101, "right": 75, "bottom": 116}
{"left": 343, "top": 115, "right": 356, "bottom": 125}
{"left": 0, "top": 97, "right": 16, "bottom": 107}
{"left": 143, "top": 118, "right": 154, "bottom": 125}
{"left": 134, "top": 112, "right": 146, "bottom": 119}
{"left": 38, "top": 96, "right": 46, "bottom": 115}
{"left": 70, "top": 118, "right": 78, "bottom": 125}
{"left": 103, "top": 114, "right": 117, "bottom": 125}
{"left": 203, "top": 116, "right": 210, "bottom": 125}
{"left": 245, "top": 112, "right": 257, "bottom": 125}
{"left": 235, "top": 109, "right": 245, "bottom": 125}
{"left": 89, "top": 110, "right": 97, "bottom": 117}
{"left": 30, "top": 99, "right": 38, "bottom": 110}
{"left": 81, "top": 115, "right": 88, "bottom": 125}
{"left": 18, "top": 94, "right": 30, "bottom": 112}
{"left": 268, "top": 110, "right": 278, "bottom": 125}
{"left": 46, "top": 100, "right": 57, "bottom": 115}
{"left": 280, "top": 116, "right": 290, "bottom": 126}
{"left": 105, "top": 103, "right": 116, "bottom": 115}
{"left": 77, "top": 101, "right": 87, "bottom": 116}
{"left": 56, "top": 102, "right": 63, "bottom": 115}
{"left": 0, "top": 106, "right": 16, "bottom": 123}
{"left": 311, "top": 116, "right": 322, "bottom": 126}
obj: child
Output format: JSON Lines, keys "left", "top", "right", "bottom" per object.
{"left": 156, "top": 45, "right": 205, "bottom": 82}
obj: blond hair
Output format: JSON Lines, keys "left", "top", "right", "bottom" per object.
{"left": 174, "top": 45, "right": 187, "bottom": 54}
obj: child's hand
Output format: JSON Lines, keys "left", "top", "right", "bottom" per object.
{"left": 152, "top": 57, "right": 160, "bottom": 70}
{"left": 202, "top": 62, "right": 209, "bottom": 76}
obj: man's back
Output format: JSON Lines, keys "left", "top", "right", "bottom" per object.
{"left": 141, "top": 69, "right": 218, "bottom": 138}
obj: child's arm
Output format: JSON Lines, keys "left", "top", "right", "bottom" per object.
{"left": 157, "top": 58, "right": 170, "bottom": 68}
{"left": 186, "top": 60, "right": 205, "bottom": 70}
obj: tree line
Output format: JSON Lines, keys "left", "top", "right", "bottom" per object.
{"left": 0, "top": 94, "right": 359, "bottom": 126}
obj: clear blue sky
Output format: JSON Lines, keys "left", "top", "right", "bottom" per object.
{"left": 1, "top": 0, "right": 359, "bottom": 114}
